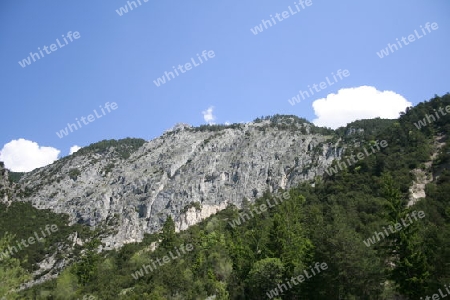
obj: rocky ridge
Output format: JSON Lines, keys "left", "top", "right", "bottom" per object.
{"left": 13, "top": 117, "right": 342, "bottom": 249}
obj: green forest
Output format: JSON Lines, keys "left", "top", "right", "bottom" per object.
{"left": 1, "top": 94, "right": 450, "bottom": 299}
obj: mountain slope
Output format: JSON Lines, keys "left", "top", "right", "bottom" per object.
{"left": 15, "top": 118, "right": 339, "bottom": 249}
{"left": 16, "top": 94, "right": 450, "bottom": 299}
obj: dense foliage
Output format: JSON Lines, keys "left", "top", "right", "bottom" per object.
{"left": 0, "top": 202, "right": 94, "bottom": 272}
{"left": 7, "top": 172, "right": 25, "bottom": 183}
{"left": 71, "top": 138, "right": 146, "bottom": 160}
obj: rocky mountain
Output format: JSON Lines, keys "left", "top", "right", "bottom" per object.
{"left": 11, "top": 116, "right": 342, "bottom": 250}
{"left": 4, "top": 95, "right": 450, "bottom": 299}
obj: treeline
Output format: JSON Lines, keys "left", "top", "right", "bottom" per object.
{"left": 71, "top": 138, "right": 146, "bottom": 160}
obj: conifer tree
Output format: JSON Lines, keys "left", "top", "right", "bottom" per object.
{"left": 381, "top": 173, "right": 430, "bottom": 297}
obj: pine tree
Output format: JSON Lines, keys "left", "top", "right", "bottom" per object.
{"left": 381, "top": 173, "right": 431, "bottom": 297}
{"left": 159, "top": 215, "right": 178, "bottom": 249}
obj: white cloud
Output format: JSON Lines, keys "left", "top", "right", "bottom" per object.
{"left": 69, "top": 145, "right": 81, "bottom": 155}
{"left": 312, "top": 86, "right": 412, "bottom": 129}
{"left": 202, "top": 106, "right": 216, "bottom": 124}
{"left": 0, "top": 139, "right": 60, "bottom": 172}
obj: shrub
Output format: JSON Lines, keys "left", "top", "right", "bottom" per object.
{"left": 69, "top": 168, "right": 81, "bottom": 181}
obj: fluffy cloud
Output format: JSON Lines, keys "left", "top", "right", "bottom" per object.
{"left": 202, "top": 106, "right": 216, "bottom": 124}
{"left": 69, "top": 145, "right": 81, "bottom": 155}
{"left": 0, "top": 139, "right": 60, "bottom": 172}
{"left": 312, "top": 86, "right": 412, "bottom": 129}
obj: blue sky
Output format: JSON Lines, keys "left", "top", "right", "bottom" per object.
{"left": 0, "top": 0, "right": 449, "bottom": 171}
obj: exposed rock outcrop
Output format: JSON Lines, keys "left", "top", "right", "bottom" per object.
{"left": 15, "top": 118, "right": 341, "bottom": 249}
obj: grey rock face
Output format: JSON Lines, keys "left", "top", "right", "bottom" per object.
{"left": 17, "top": 120, "right": 341, "bottom": 249}
{"left": 0, "top": 162, "right": 14, "bottom": 206}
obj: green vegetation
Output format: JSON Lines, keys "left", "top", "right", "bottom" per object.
{"left": 7, "top": 172, "right": 25, "bottom": 183}
{"left": 335, "top": 118, "right": 396, "bottom": 140}
{"left": 0, "top": 202, "right": 93, "bottom": 272}
{"left": 188, "top": 114, "right": 333, "bottom": 135}
{"left": 68, "top": 168, "right": 81, "bottom": 181}
{"left": 72, "top": 138, "right": 146, "bottom": 160}
{"left": 181, "top": 201, "right": 202, "bottom": 214}
{"left": 192, "top": 123, "right": 243, "bottom": 132}
{"left": 253, "top": 114, "right": 335, "bottom": 135}
{"left": 102, "top": 163, "right": 115, "bottom": 175}
{"left": 0, "top": 233, "right": 31, "bottom": 299}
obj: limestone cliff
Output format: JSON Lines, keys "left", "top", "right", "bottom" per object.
{"left": 15, "top": 117, "right": 342, "bottom": 249}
